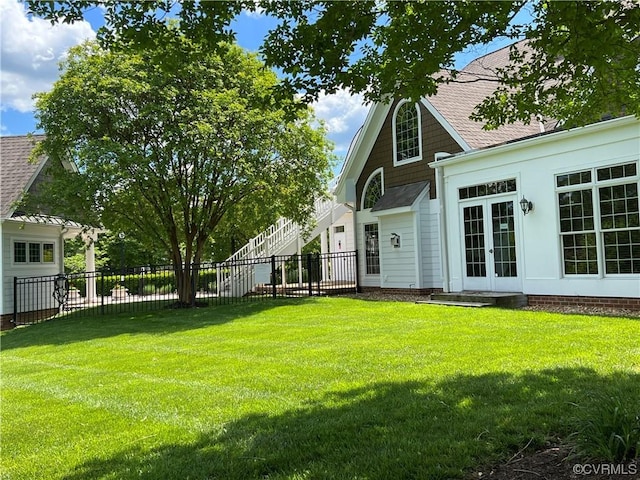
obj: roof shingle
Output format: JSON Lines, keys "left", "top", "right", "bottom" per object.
{"left": 428, "top": 42, "right": 558, "bottom": 149}
{"left": 0, "top": 135, "right": 46, "bottom": 218}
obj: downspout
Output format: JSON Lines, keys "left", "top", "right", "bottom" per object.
{"left": 434, "top": 152, "right": 450, "bottom": 293}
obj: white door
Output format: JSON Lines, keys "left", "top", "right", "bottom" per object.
{"left": 461, "top": 197, "right": 521, "bottom": 292}
{"left": 331, "top": 226, "right": 352, "bottom": 281}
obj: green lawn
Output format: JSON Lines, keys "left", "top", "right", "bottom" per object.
{"left": 1, "top": 298, "right": 638, "bottom": 479}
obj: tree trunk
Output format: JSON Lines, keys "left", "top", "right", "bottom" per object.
{"left": 174, "top": 263, "right": 193, "bottom": 306}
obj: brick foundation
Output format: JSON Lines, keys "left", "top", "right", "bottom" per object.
{"left": 357, "top": 288, "right": 639, "bottom": 312}
{"left": 359, "top": 286, "right": 441, "bottom": 296}
{"left": 1, "top": 314, "right": 16, "bottom": 330}
{"left": 1, "top": 308, "right": 59, "bottom": 330}
{"left": 526, "top": 295, "right": 640, "bottom": 311}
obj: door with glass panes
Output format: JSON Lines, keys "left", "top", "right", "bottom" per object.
{"left": 461, "top": 197, "right": 521, "bottom": 291}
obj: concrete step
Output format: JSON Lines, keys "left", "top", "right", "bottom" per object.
{"left": 417, "top": 300, "right": 493, "bottom": 308}
{"left": 428, "top": 292, "right": 528, "bottom": 308}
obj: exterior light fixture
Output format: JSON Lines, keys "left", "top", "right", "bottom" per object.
{"left": 520, "top": 196, "right": 533, "bottom": 215}
{"left": 390, "top": 233, "right": 401, "bottom": 248}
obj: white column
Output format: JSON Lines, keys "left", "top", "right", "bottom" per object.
{"left": 320, "top": 228, "right": 329, "bottom": 282}
{"left": 85, "top": 235, "right": 97, "bottom": 302}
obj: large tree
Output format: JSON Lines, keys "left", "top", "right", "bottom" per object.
{"left": 33, "top": 37, "right": 334, "bottom": 305}
{"left": 29, "top": 1, "right": 639, "bottom": 128}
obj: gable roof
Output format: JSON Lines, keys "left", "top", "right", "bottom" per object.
{"left": 335, "top": 41, "right": 557, "bottom": 201}
{"left": 0, "top": 135, "right": 47, "bottom": 218}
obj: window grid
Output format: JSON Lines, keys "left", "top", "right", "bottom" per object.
{"left": 364, "top": 223, "right": 380, "bottom": 275}
{"left": 463, "top": 205, "right": 486, "bottom": 277}
{"left": 556, "top": 171, "right": 592, "bottom": 188}
{"left": 562, "top": 233, "right": 599, "bottom": 275}
{"left": 556, "top": 161, "right": 639, "bottom": 276}
{"left": 363, "top": 172, "right": 383, "bottom": 209}
{"left": 459, "top": 179, "right": 516, "bottom": 200}
{"left": 603, "top": 230, "right": 640, "bottom": 274}
{"left": 597, "top": 162, "right": 637, "bottom": 182}
{"left": 394, "top": 102, "right": 420, "bottom": 163}
{"left": 491, "top": 201, "right": 517, "bottom": 277}
{"left": 29, "top": 243, "right": 41, "bottom": 263}
{"left": 13, "top": 241, "right": 55, "bottom": 264}
{"left": 14, "top": 242, "right": 27, "bottom": 263}
{"left": 599, "top": 183, "right": 639, "bottom": 230}
{"left": 558, "top": 190, "right": 594, "bottom": 233}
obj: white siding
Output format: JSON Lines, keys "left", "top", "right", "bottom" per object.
{"left": 2, "top": 222, "right": 63, "bottom": 315}
{"left": 441, "top": 116, "right": 640, "bottom": 298}
{"left": 420, "top": 198, "right": 442, "bottom": 288}
{"left": 379, "top": 212, "right": 417, "bottom": 289}
{"left": 329, "top": 211, "right": 355, "bottom": 252}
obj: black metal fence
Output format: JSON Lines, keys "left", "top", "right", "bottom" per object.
{"left": 12, "top": 251, "right": 358, "bottom": 326}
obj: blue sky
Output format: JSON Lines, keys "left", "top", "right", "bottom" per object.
{"left": 0, "top": 0, "right": 526, "bottom": 167}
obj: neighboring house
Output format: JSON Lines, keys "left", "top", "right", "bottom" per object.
{"left": 331, "top": 43, "right": 640, "bottom": 307}
{"left": 0, "top": 135, "right": 98, "bottom": 328}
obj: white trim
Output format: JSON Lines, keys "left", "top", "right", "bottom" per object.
{"left": 429, "top": 115, "right": 639, "bottom": 169}
{"left": 392, "top": 100, "right": 423, "bottom": 166}
{"left": 334, "top": 102, "right": 392, "bottom": 201}
{"left": 360, "top": 167, "right": 385, "bottom": 211}
{"left": 420, "top": 98, "right": 472, "bottom": 151}
{"left": 10, "top": 237, "right": 58, "bottom": 267}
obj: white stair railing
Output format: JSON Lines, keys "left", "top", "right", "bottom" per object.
{"left": 219, "top": 197, "right": 341, "bottom": 297}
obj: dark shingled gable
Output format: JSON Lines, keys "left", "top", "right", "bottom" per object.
{"left": 0, "top": 135, "right": 46, "bottom": 218}
{"left": 371, "top": 181, "right": 429, "bottom": 212}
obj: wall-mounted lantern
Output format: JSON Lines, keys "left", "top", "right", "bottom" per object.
{"left": 391, "top": 233, "right": 401, "bottom": 248}
{"left": 519, "top": 196, "right": 533, "bottom": 215}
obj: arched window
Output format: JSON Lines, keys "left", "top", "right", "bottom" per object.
{"left": 393, "top": 101, "right": 422, "bottom": 165}
{"left": 362, "top": 169, "right": 383, "bottom": 210}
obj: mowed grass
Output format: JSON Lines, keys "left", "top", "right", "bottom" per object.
{"left": 1, "top": 297, "right": 639, "bottom": 479}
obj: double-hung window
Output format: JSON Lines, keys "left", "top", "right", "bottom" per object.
{"left": 557, "top": 162, "right": 639, "bottom": 275}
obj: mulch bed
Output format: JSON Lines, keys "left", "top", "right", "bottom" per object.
{"left": 467, "top": 444, "right": 638, "bottom": 480}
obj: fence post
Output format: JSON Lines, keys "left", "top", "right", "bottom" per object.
{"left": 271, "top": 256, "right": 277, "bottom": 299}
{"left": 13, "top": 277, "right": 18, "bottom": 326}
{"left": 307, "top": 253, "right": 313, "bottom": 297}
{"left": 191, "top": 264, "right": 197, "bottom": 307}
{"left": 315, "top": 253, "right": 321, "bottom": 293}
{"left": 354, "top": 250, "right": 360, "bottom": 293}
{"left": 100, "top": 270, "right": 105, "bottom": 315}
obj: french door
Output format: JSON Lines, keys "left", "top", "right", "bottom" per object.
{"left": 461, "top": 198, "right": 521, "bottom": 292}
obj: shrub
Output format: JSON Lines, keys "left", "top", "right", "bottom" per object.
{"left": 572, "top": 393, "right": 640, "bottom": 462}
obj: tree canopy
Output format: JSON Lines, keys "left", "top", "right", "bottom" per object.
{"left": 28, "top": 1, "right": 640, "bottom": 128}
{"left": 32, "top": 36, "right": 334, "bottom": 304}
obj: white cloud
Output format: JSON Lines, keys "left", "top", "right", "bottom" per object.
{"left": 242, "top": 0, "right": 266, "bottom": 18}
{"left": 0, "top": 0, "right": 95, "bottom": 112}
{"left": 311, "top": 89, "right": 369, "bottom": 155}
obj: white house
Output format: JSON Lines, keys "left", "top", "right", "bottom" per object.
{"left": 330, "top": 42, "right": 639, "bottom": 309}
{"left": 0, "top": 135, "right": 98, "bottom": 328}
